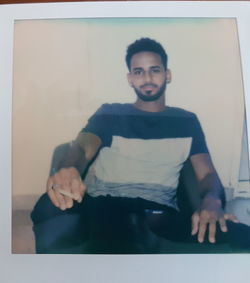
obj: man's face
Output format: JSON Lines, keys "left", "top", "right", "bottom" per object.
{"left": 127, "top": 51, "right": 170, "bottom": 102}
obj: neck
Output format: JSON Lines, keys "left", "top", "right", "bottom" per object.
{"left": 134, "top": 96, "right": 166, "bottom": 112}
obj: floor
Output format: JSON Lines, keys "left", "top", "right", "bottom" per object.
{"left": 12, "top": 210, "right": 35, "bottom": 254}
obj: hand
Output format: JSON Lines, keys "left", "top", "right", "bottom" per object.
{"left": 46, "top": 167, "right": 87, "bottom": 210}
{"left": 191, "top": 197, "right": 239, "bottom": 243}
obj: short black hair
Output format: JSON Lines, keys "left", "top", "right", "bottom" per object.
{"left": 125, "top": 38, "right": 168, "bottom": 71}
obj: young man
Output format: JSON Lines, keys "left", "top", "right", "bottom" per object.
{"left": 31, "top": 38, "right": 250, "bottom": 254}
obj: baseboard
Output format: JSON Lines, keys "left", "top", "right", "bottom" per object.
{"left": 12, "top": 194, "right": 40, "bottom": 210}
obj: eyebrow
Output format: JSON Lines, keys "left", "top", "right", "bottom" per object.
{"left": 132, "top": 65, "right": 161, "bottom": 71}
{"left": 132, "top": 67, "right": 143, "bottom": 71}
{"left": 150, "top": 66, "right": 161, "bottom": 69}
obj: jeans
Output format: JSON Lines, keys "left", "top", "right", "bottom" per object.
{"left": 31, "top": 193, "right": 250, "bottom": 254}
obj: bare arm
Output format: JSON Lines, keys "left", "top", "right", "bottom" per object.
{"left": 54, "top": 132, "right": 101, "bottom": 173}
{"left": 190, "top": 153, "right": 238, "bottom": 243}
{"left": 190, "top": 153, "right": 223, "bottom": 201}
{"left": 47, "top": 132, "right": 101, "bottom": 210}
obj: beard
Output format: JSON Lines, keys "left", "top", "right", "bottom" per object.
{"left": 133, "top": 80, "right": 167, "bottom": 102}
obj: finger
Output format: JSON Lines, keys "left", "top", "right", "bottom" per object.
{"left": 47, "top": 177, "right": 53, "bottom": 188}
{"left": 191, "top": 213, "right": 200, "bottom": 235}
{"left": 60, "top": 183, "right": 74, "bottom": 209}
{"left": 47, "top": 186, "right": 60, "bottom": 207}
{"left": 219, "top": 217, "right": 228, "bottom": 232}
{"left": 71, "top": 177, "right": 84, "bottom": 201}
{"left": 63, "top": 195, "right": 74, "bottom": 209}
{"left": 208, "top": 221, "right": 216, "bottom": 243}
{"left": 47, "top": 177, "right": 56, "bottom": 192}
{"left": 77, "top": 182, "right": 87, "bottom": 203}
{"left": 198, "top": 221, "right": 208, "bottom": 243}
{"left": 46, "top": 178, "right": 60, "bottom": 207}
{"left": 54, "top": 189, "right": 67, "bottom": 210}
{"left": 58, "top": 189, "right": 75, "bottom": 199}
{"left": 224, "top": 214, "right": 240, "bottom": 223}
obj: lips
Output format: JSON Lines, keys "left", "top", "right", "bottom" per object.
{"left": 144, "top": 86, "right": 154, "bottom": 91}
{"left": 141, "top": 84, "right": 157, "bottom": 93}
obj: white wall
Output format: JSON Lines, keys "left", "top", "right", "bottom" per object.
{"left": 12, "top": 18, "right": 245, "bottom": 196}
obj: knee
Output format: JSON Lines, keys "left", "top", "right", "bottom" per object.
{"left": 33, "top": 213, "right": 84, "bottom": 253}
{"left": 31, "top": 193, "right": 64, "bottom": 224}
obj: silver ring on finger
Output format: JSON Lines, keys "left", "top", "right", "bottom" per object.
{"left": 51, "top": 184, "right": 61, "bottom": 190}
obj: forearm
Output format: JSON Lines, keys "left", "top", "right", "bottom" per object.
{"left": 53, "top": 140, "right": 89, "bottom": 176}
{"left": 51, "top": 133, "right": 101, "bottom": 177}
{"left": 198, "top": 172, "right": 225, "bottom": 206}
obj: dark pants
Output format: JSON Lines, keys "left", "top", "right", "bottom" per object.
{"left": 31, "top": 193, "right": 250, "bottom": 254}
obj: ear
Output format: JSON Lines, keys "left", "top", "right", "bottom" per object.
{"left": 166, "top": 69, "right": 172, "bottom": 84}
{"left": 127, "top": 73, "right": 133, "bottom": 87}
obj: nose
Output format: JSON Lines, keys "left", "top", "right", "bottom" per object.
{"left": 143, "top": 71, "right": 153, "bottom": 83}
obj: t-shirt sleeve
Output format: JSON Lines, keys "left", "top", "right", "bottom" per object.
{"left": 81, "top": 104, "right": 108, "bottom": 143}
{"left": 190, "top": 114, "right": 209, "bottom": 156}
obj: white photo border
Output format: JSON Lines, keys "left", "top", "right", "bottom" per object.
{"left": 1, "top": 2, "right": 250, "bottom": 283}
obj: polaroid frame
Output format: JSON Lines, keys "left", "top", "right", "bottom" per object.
{"left": 1, "top": 1, "right": 250, "bottom": 283}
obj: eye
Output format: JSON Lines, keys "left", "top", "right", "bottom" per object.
{"left": 133, "top": 70, "right": 143, "bottom": 75}
{"left": 151, "top": 68, "right": 161, "bottom": 73}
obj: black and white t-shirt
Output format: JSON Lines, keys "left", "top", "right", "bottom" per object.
{"left": 82, "top": 103, "right": 208, "bottom": 209}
